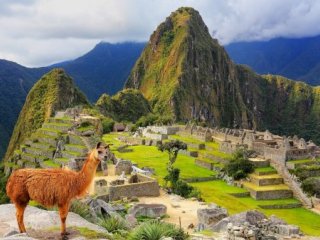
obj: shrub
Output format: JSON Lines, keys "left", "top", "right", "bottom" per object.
{"left": 173, "top": 179, "right": 194, "bottom": 198}
{"left": 80, "top": 121, "right": 92, "bottom": 128}
{"left": 101, "top": 117, "right": 115, "bottom": 134}
{"left": 99, "top": 215, "right": 129, "bottom": 235}
{"left": 293, "top": 165, "right": 320, "bottom": 181}
{"left": 135, "top": 114, "right": 158, "bottom": 128}
{"left": 129, "top": 220, "right": 188, "bottom": 240}
{"left": 70, "top": 200, "right": 94, "bottom": 223}
{"left": 301, "top": 177, "right": 320, "bottom": 197}
{"left": 0, "top": 164, "right": 9, "bottom": 204}
{"left": 224, "top": 149, "right": 254, "bottom": 180}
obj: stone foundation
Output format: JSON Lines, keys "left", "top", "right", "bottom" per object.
{"left": 108, "top": 174, "right": 160, "bottom": 201}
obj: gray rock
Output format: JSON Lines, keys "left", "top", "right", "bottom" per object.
{"left": 2, "top": 233, "right": 35, "bottom": 240}
{"left": 269, "top": 215, "right": 286, "bottom": 225}
{"left": 3, "top": 230, "right": 19, "bottom": 238}
{"left": 197, "top": 206, "right": 228, "bottom": 229}
{"left": 211, "top": 210, "right": 266, "bottom": 232}
{"left": 277, "top": 224, "right": 300, "bottom": 236}
{"left": 125, "top": 214, "right": 138, "bottom": 228}
{"left": 88, "top": 198, "right": 125, "bottom": 217}
{"left": 0, "top": 204, "right": 107, "bottom": 237}
{"left": 115, "top": 160, "right": 132, "bottom": 175}
{"left": 128, "top": 203, "right": 167, "bottom": 218}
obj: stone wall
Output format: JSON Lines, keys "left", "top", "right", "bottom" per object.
{"left": 146, "top": 126, "right": 179, "bottom": 135}
{"left": 118, "top": 136, "right": 145, "bottom": 145}
{"left": 249, "top": 189, "right": 293, "bottom": 200}
{"left": 195, "top": 159, "right": 214, "bottom": 170}
{"left": 263, "top": 147, "right": 286, "bottom": 164}
{"left": 219, "top": 141, "right": 241, "bottom": 155}
{"left": 108, "top": 174, "right": 160, "bottom": 201}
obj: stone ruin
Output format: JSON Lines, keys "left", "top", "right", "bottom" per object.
{"left": 197, "top": 205, "right": 301, "bottom": 239}
{"left": 92, "top": 160, "right": 160, "bottom": 202}
{"left": 205, "top": 127, "right": 320, "bottom": 164}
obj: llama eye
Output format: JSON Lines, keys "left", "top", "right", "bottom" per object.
{"left": 98, "top": 151, "right": 102, "bottom": 154}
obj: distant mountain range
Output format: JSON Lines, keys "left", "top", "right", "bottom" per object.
{"left": 53, "top": 42, "right": 145, "bottom": 101}
{"left": 225, "top": 35, "right": 320, "bottom": 86}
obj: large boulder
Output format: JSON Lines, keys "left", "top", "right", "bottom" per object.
{"left": 211, "top": 210, "right": 266, "bottom": 232}
{"left": 0, "top": 204, "right": 107, "bottom": 238}
{"left": 128, "top": 203, "right": 167, "bottom": 218}
{"left": 197, "top": 205, "right": 228, "bottom": 230}
{"left": 87, "top": 198, "right": 125, "bottom": 217}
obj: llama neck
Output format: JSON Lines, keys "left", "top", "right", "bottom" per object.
{"left": 75, "top": 153, "right": 99, "bottom": 196}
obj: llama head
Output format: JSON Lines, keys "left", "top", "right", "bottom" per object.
{"left": 91, "top": 142, "right": 111, "bottom": 163}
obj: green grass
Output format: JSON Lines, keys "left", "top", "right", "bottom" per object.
{"left": 287, "top": 159, "right": 316, "bottom": 164}
{"left": 43, "top": 160, "right": 60, "bottom": 168}
{"left": 191, "top": 180, "right": 320, "bottom": 235}
{"left": 242, "top": 182, "right": 290, "bottom": 191}
{"left": 114, "top": 145, "right": 215, "bottom": 181}
{"left": 102, "top": 132, "right": 129, "bottom": 151}
{"left": 255, "top": 166, "right": 276, "bottom": 173}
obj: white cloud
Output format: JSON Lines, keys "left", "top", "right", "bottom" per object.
{"left": 0, "top": 0, "right": 319, "bottom": 67}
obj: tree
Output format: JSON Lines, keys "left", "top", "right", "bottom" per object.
{"left": 225, "top": 148, "right": 254, "bottom": 180}
{"left": 157, "top": 140, "right": 197, "bottom": 198}
{"left": 157, "top": 140, "right": 187, "bottom": 171}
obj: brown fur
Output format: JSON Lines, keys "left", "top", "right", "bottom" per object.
{"left": 6, "top": 143, "right": 109, "bottom": 237}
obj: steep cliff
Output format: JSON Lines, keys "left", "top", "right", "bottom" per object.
{"left": 126, "top": 7, "right": 320, "bottom": 143}
{"left": 4, "top": 68, "right": 88, "bottom": 161}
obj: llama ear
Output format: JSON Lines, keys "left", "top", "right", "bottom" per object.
{"left": 105, "top": 144, "right": 113, "bottom": 149}
{"left": 96, "top": 142, "right": 102, "bottom": 149}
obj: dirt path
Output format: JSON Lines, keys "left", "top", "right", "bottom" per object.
{"left": 139, "top": 190, "right": 207, "bottom": 232}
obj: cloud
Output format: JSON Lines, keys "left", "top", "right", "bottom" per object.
{"left": 0, "top": 0, "right": 319, "bottom": 67}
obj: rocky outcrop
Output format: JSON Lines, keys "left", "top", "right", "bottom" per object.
{"left": 0, "top": 204, "right": 107, "bottom": 238}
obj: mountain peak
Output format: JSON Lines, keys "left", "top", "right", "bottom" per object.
{"left": 126, "top": 7, "right": 229, "bottom": 120}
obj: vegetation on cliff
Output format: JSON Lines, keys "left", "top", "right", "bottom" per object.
{"left": 96, "top": 88, "right": 151, "bottom": 123}
{"left": 4, "top": 68, "right": 88, "bottom": 161}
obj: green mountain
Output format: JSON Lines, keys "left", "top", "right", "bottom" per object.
{"left": 96, "top": 88, "right": 151, "bottom": 122}
{"left": 4, "top": 68, "right": 88, "bottom": 161}
{"left": 126, "top": 7, "right": 320, "bottom": 143}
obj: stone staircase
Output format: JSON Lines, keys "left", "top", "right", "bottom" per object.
{"left": 11, "top": 116, "right": 92, "bottom": 169}
{"left": 269, "top": 158, "right": 313, "bottom": 208}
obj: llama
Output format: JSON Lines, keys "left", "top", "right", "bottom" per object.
{"left": 6, "top": 142, "right": 109, "bottom": 238}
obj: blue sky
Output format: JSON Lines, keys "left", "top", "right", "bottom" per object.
{"left": 0, "top": 0, "right": 319, "bottom": 67}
